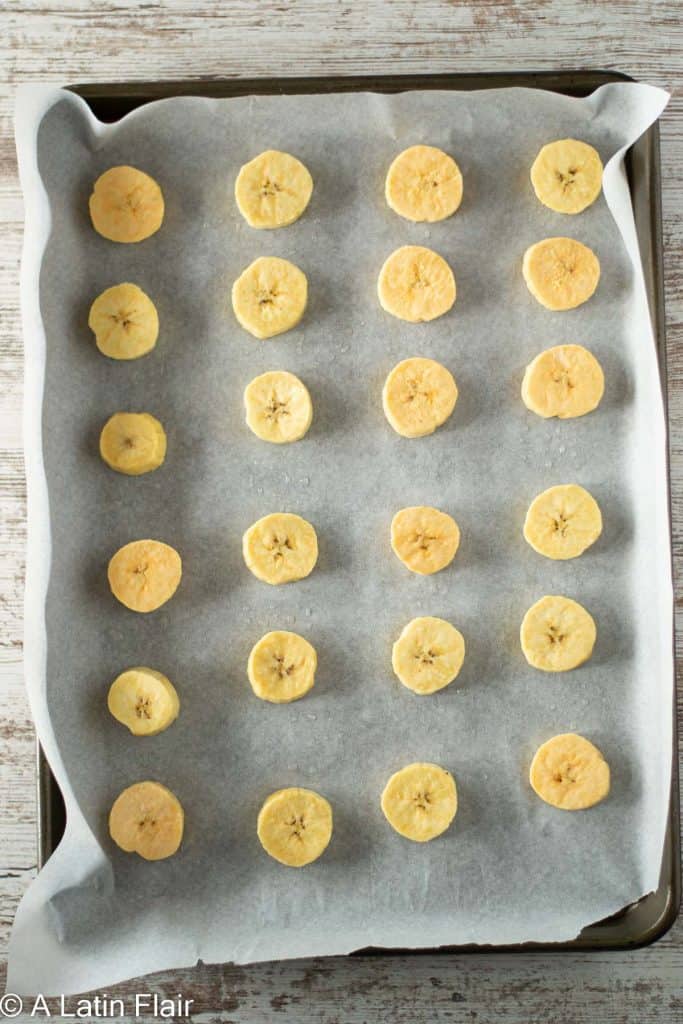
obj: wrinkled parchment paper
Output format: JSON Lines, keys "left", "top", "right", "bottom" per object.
{"left": 10, "top": 82, "right": 672, "bottom": 995}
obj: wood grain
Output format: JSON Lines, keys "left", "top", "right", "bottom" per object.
{"left": 0, "top": 1, "right": 681, "bottom": 1019}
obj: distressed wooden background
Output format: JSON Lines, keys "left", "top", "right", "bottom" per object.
{"left": 1, "top": 2, "right": 681, "bottom": 1021}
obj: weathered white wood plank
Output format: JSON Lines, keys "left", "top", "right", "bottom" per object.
{"left": 0, "top": 0, "right": 681, "bottom": 1017}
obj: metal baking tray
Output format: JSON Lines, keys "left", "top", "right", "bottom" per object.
{"left": 35, "top": 70, "right": 679, "bottom": 952}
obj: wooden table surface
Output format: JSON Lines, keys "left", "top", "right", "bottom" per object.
{"left": 1, "top": 2, "right": 681, "bottom": 1020}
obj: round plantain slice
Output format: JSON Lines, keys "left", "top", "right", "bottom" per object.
{"left": 524, "top": 484, "right": 602, "bottom": 560}
{"left": 248, "top": 630, "right": 317, "bottom": 703}
{"left": 385, "top": 144, "right": 463, "bottom": 223}
{"left": 257, "top": 787, "right": 332, "bottom": 867}
{"left": 378, "top": 245, "right": 456, "bottom": 323}
{"left": 89, "top": 166, "right": 164, "bottom": 243}
{"left": 109, "top": 780, "right": 184, "bottom": 860}
{"left": 382, "top": 357, "right": 458, "bottom": 438}
{"left": 107, "top": 667, "right": 179, "bottom": 736}
{"left": 530, "top": 733, "right": 610, "bottom": 810}
{"left": 244, "top": 370, "right": 313, "bottom": 444}
{"left": 381, "top": 762, "right": 457, "bottom": 842}
{"left": 520, "top": 595, "right": 596, "bottom": 672}
{"left": 522, "top": 344, "right": 604, "bottom": 419}
{"left": 522, "top": 237, "right": 600, "bottom": 311}
{"left": 235, "top": 150, "right": 313, "bottom": 229}
{"left": 99, "top": 412, "right": 166, "bottom": 476}
{"left": 108, "top": 539, "right": 182, "bottom": 613}
{"left": 391, "top": 506, "right": 460, "bottom": 576}
{"left": 232, "top": 256, "right": 308, "bottom": 339}
{"left": 530, "top": 139, "right": 603, "bottom": 215}
{"left": 88, "top": 283, "right": 159, "bottom": 361}
{"left": 243, "top": 513, "right": 318, "bottom": 585}
{"left": 392, "top": 616, "right": 465, "bottom": 695}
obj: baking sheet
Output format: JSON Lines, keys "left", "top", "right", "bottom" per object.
{"left": 10, "top": 81, "right": 672, "bottom": 995}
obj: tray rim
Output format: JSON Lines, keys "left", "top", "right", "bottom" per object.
{"left": 34, "top": 68, "right": 679, "bottom": 955}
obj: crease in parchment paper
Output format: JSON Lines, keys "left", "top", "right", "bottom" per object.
{"left": 9, "top": 81, "right": 671, "bottom": 995}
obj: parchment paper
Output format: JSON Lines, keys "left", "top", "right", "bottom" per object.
{"left": 10, "top": 81, "right": 672, "bottom": 995}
